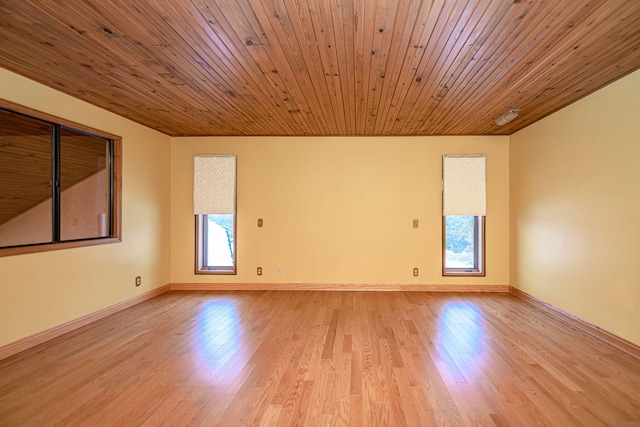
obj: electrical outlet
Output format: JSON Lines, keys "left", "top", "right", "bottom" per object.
{"left": 412, "top": 268, "right": 419, "bottom": 277}
{"left": 413, "top": 219, "right": 419, "bottom": 228}
{"left": 257, "top": 267, "right": 262, "bottom": 276}
{"left": 276, "top": 267, "right": 282, "bottom": 276}
{"left": 135, "top": 276, "right": 141, "bottom": 287}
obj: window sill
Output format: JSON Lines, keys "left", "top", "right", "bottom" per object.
{"left": 443, "top": 269, "right": 485, "bottom": 277}
{"left": 0, "top": 237, "right": 122, "bottom": 258}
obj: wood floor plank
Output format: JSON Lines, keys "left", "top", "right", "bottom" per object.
{"left": 0, "top": 291, "right": 638, "bottom": 426}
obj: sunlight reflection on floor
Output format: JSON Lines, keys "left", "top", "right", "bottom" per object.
{"left": 194, "top": 299, "right": 246, "bottom": 386}
{"left": 436, "top": 302, "right": 486, "bottom": 383}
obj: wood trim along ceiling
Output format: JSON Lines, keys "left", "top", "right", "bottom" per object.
{"left": 0, "top": 0, "right": 639, "bottom": 136}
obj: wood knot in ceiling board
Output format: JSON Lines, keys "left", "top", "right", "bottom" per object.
{"left": 69, "top": 25, "right": 86, "bottom": 35}
{"left": 245, "top": 37, "right": 261, "bottom": 46}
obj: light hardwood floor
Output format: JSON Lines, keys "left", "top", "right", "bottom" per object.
{"left": 0, "top": 291, "right": 638, "bottom": 426}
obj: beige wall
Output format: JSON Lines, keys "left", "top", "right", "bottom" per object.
{"left": 510, "top": 69, "right": 640, "bottom": 345}
{"left": 171, "top": 136, "right": 510, "bottom": 286}
{"left": 8, "top": 61, "right": 636, "bottom": 351}
{"left": 0, "top": 69, "right": 172, "bottom": 347}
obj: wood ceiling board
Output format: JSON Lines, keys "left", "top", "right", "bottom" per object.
{"left": 0, "top": 0, "right": 639, "bottom": 136}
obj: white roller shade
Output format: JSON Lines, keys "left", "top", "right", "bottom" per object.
{"left": 442, "top": 155, "right": 486, "bottom": 216}
{"left": 193, "top": 155, "right": 236, "bottom": 214}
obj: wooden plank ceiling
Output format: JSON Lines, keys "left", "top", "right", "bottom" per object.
{"left": 0, "top": 0, "right": 639, "bottom": 136}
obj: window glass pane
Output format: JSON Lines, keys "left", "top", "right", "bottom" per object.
{"left": 445, "top": 215, "right": 476, "bottom": 269}
{"left": 205, "top": 214, "right": 234, "bottom": 268}
{"left": 0, "top": 109, "right": 53, "bottom": 247}
{"left": 59, "top": 128, "right": 110, "bottom": 241}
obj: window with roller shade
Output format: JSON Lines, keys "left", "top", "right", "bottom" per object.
{"left": 442, "top": 155, "right": 486, "bottom": 276}
{"left": 194, "top": 155, "right": 236, "bottom": 274}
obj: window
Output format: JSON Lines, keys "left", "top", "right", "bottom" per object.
{"left": 194, "top": 155, "right": 236, "bottom": 274}
{"left": 443, "top": 215, "right": 485, "bottom": 275}
{"left": 442, "top": 155, "right": 486, "bottom": 276}
{"left": 196, "top": 214, "right": 235, "bottom": 273}
{"left": 0, "top": 102, "right": 121, "bottom": 257}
